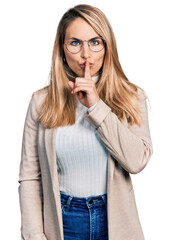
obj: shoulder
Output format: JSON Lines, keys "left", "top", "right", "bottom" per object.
{"left": 136, "top": 86, "right": 147, "bottom": 100}
{"left": 29, "top": 86, "right": 49, "bottom": 115}
{"left": 33, "top": 85, "right": 48, "bottom": 101}
{"left": 135, "top": 86, "right": 150, "bottom": 117}
{"left": 33, "top": 85, "right": 48, "bottom": 98}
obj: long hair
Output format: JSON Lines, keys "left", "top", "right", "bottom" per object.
{"left": 39, "top": 4, "right": 143, "bottom": 128}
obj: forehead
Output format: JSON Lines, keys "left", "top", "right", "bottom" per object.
{"left": 65, "top": 17, "right": 99, "bottom": 41}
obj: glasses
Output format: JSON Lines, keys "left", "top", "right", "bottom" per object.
{"left": 64, "top": 37, "right": 106, "bottom": 54}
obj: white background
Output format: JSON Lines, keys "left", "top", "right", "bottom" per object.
{"left": 0, "top": 0, "right": 171, "bottom": 239}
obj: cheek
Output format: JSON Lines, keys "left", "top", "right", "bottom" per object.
{"left": 96, "top": 51, "right": 105, "bottom": 65}
{"left": 64, "top": 49, "right": 76, "bottom": 64}
{"left": 65, "top": 55, "right": 79, "bottom": 72}
{"left": 65, "top": 53, "right": 74, "bottom": 63}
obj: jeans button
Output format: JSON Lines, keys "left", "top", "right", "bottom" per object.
{"left": 89, "top": 199, "right": 93, "bottom": 204}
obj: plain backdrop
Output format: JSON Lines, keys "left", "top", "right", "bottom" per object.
{"left": 0, "top": 0, "right": 171, "bottom": 239}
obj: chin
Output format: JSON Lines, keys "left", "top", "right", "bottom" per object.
{"left": 76, "top": 72, "right": 84, "bottom": 77}
{"left": 75, "top": 70, "right": 86, "bottom": 78}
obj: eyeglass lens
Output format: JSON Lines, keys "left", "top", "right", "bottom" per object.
{"left": 66, "top": 37, "right": 105, "bottom": 53}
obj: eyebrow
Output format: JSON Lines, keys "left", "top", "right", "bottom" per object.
{"left": 67, "top": 36, "right": 100, "bottom": 41}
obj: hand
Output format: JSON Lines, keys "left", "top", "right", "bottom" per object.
{"left": 68, "top": 59, "right": 100, "bottom": 108}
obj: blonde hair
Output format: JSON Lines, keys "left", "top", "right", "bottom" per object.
{"left": 39, "top": 4, "right": 143, "bottom": 128}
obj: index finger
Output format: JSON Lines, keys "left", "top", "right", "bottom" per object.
{"left": 84, "top": 60, "right": 91, "bottom": 79}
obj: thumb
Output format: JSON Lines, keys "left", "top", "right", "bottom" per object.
{"left": 68, "top": 81, "right": 75, "bottom": 90}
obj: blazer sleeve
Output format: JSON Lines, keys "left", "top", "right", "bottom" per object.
{"left": 84, "top": 88, "right": 153, "bottom": 174}
{"left": 18, "top": 93, "right": 47, "bottom": 240}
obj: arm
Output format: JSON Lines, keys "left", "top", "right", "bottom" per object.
{"left": 84, "top": 88, "right": 153, "bottom": 174}
{"left": 18, "top": 93, "right": 47, "bottom": 240}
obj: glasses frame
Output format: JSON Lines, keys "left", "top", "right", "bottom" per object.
{"left": 64, "top": 36, "right": 106, "bottom": 54}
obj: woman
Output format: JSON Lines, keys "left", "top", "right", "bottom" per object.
{"left": 18, "top": 4, "right": 153, "bottom": 240}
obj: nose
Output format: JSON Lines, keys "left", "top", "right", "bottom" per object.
{"left": 80, "top": 41, "right": 90, "bottom": 59}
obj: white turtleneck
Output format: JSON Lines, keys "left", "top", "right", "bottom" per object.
{"left": 56, "top": 75, "right": 108, "bottom": 197}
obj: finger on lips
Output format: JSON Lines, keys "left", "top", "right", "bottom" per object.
{"left": 84, "top": 60, "right": 91, "bottom": 79}
{"left": 72, "top": 60, "right": 91, "bottom": 94}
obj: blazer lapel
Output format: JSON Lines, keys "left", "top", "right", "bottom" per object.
{"left": 44, "top": 126, "right": 64, "bottom": 240}
{"left": 45, "top": 128, "right": 57, "bottom": 176}
{"left": 44, "top": 127, "right": 60, "bottom": 189}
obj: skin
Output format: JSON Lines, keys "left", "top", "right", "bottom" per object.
{"left": 63, "top": 17, "right": 106, "bottom": 108}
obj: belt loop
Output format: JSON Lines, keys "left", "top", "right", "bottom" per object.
{"left": 65, "top": 196, "right": 73, "bottom": 211}
{"left": 101, "top": 194, "right": 107, "bottom": 210}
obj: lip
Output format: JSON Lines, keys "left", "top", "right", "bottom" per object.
{"left": 79, "top": 62, "right": 93, "bottom": 69}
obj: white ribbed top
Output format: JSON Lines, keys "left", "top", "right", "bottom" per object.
{"left": 56, "top": 75, "right": 108, "bottom": 197}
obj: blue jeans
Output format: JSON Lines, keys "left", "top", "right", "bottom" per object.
{"left": 60, "top": 191, "right": 108, "bottom": 240}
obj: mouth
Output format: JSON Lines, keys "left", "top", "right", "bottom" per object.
{"left": 79, "top": 62, "right": 93, "bottom": 69}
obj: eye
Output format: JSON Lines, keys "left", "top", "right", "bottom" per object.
{"left": 91, "top": 40, "right": 99, "bottom": 45}
{"left": 71, "top": 40, "right": 80, "bottom": 46}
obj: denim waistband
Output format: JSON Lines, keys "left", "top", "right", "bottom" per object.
{"left": 60, "top": 191, "right": 107, "bottom": 209}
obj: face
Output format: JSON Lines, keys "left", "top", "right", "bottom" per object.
{"left": 63, "top": 17, "right": 105, "bottom": 77}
